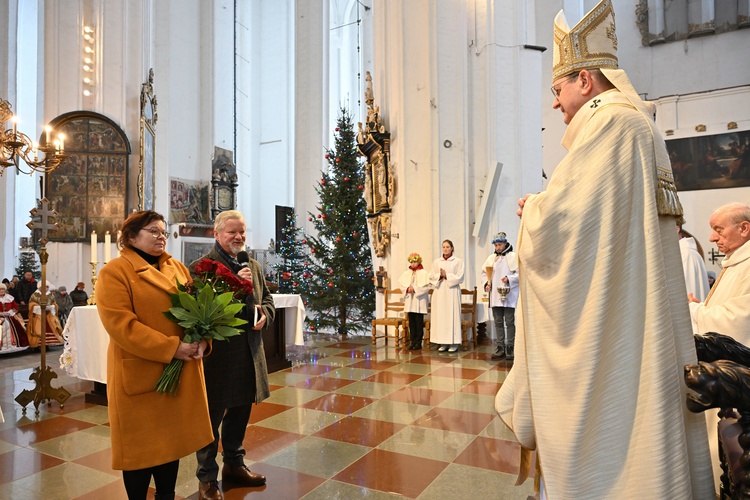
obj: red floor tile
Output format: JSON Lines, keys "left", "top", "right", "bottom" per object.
{"left": 300, "top": 393, "right": 374, "bottom": 414}
{"left": 289, "top": 363, "right": 335, "bottom": 376}
{"left": 333, "top": 448, "right": 448, "bottom": 498}
{"left": 269, "top": 384, "right": 285, "bottom": 392}
{"left": 460, "top": 380, "right": 503, "bottom": 396}
{"left": 217, "top": 462, "right": 325, "bottom": 500}
{"left": 312, "top": 415, "right": 405, "bottom": 447}
{"left": 0, "top": 447, "right": 65, "bottom": 482}
{"left": 454, "top": 436, "right": 535, "bottom": 475}
{"left": 242, "top": 426, "right": 306, "bottom": 462}
{"left": 362, "top": 371, "right": 423, "bottom": 385}
{"left": 412, "top": 407, "right": 495, "bottom": 435}
{"left": 349, "top": 359, "right": 400, "bottom": 370}
{"left": 326, "top": 342, "right": 370, "bottom": 349}
{"left": 0, "top": 416, "right": 96, "bottom": 446}
{"left": 407, "top": 355, "right": 456, "bottom": 365}
{"left": 382, "top": 386, "right": 453, "bottom": 406}
{"left": 293, "top": 376, "right": 355, "bottom": 392}
{"left": 329, "top": 349, "right": 368, "bottom": 359}
{"left": 249, "top": 402, "right": 292, "bottom": 424}
{"left": 429, "top": 365, "right": 487, "bottom": 380}
{"left": 461, "top": 351, "right": 501, "bottom": 361}
{"left": 72, "top": 478, "right": 158, "bottom": 500}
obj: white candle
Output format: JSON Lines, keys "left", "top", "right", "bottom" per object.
{"left": 104, "top": 231, "right": 111, "bottom": 263}
{"left": 117, "top": 231, "right": 122, "bottom": 257}
{"left": 11, "top": 116, "right": 17, "bottom": 137}
{"left": 58, "top": 133, "right": 65, "bottom": 152}
{"left": 44, "top": 126, "right": 51, "bottom": 145}
{"left": 91, "top": 231, "right": 97, "bottom": 262}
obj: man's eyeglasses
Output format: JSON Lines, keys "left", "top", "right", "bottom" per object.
{"left": 550, "top": 73, "right": 580, "bottom": 99}
{"left": 140, "top": 227, "right": 169, "bottom": 239}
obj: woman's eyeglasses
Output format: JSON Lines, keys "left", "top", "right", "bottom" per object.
{"left": 140, "top": 227, "right": 169, "bottom": 239}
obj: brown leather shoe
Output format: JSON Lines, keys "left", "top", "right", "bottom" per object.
{"left": 221, "top": 463, "right": 266, "bottom": 487}
{"left": 198, "top": 480, "right": 223, "bottom": 500}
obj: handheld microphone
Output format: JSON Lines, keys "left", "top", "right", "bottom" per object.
{"left": 236, "top": 251, "right": 250, "bottom": 268}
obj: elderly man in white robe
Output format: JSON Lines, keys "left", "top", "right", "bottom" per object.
{"left": 688, "top": 201, "right": 750, "bottom": 487}
{"left": 428, "top": 240, "right": 464, "bottom": 353}
{"left": 495, "top": 1, "right": 713, "bottom": 498}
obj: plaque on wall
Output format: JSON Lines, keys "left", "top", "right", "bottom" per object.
{"left": 45, "top": 111, "right": 131, "bottom": 241}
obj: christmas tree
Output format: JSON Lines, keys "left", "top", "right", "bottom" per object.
{"left": 15, "top": 251, "right": 41, "bottom": 281}
{"left": 305, "top": 108, "right": 375, "bottom": 335}
{"left": 273, "top": 211, "right": 311, "bottom": 296}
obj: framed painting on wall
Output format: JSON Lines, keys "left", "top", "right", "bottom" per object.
{"left": 45, "top": 111, "right": 131, "bottom": 241}
{"left": 667, "top": 129, "right": 750, "bottom": 191}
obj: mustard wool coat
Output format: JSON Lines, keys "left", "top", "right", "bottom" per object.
{"left": 96, "top": 247, "right": 213, "bottom": 470}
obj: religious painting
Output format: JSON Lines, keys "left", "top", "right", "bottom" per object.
{"left": 45, "top": 111, "right": 130, "bottom": 241}
{"left": 170, "top": 178, "right": 211, "bottom": 224}
{"left": 667, "top": 129, "right": 750, "bottom": 191}
{"left": 182, "top": 240, "right": 215, "bottom": 266}
{"left": 138, "top": 68, "right": 158, "bottom": 210}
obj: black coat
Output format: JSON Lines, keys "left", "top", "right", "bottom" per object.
{"left": 189, "top": 248, "right": 275, "bottom": 408}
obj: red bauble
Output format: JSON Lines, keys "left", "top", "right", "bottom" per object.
{"left": 311, "top": 248, "right": 316, "bottom": 253}
{"left": 322, "top": 215, "right": 327, "bottom": 219}
{"left": 335, "top": 158, "right": 340, "bottom": 163}
{"left": 293, "top": 282, "right": 298, "bottom": 287}
{"left": 317, "top": 214, "right": 322, "bottom": 218}
{"left": 308, "top": 217, "right": 312, "bottom": 221}
{"left": 325, "top": 154, "right": 329, "bottom": 159}
{"left": 310, "top": 324, "right": 315, "bottom": 330}
{"left": 321, "top": 180, "right": 326, "bottom": 185}
{"left": 335, "top": 237, "right": 341, "bottom": 242}
{"left": 328, "top": 283, "right": 334, "bottom": 288}
{"left": 344, "top": 177, "right": 349, "bottom": 181}
{"left": 302, "top": 239, "right": 307, "bottom": 244}
{"left": 335, "top": 127, "right": 339, "bottom": 131}
{"left": 328, "top": 268, "right": 333, "bottom": 274}
{"left": 282, "top": 272, "right": 291, "bottom": 280}
{"left": 365, "top": 269, "right": 370, "bottom": 274}
{"left": 353, "top": 232, "right": 358, "bottom": 237}
{"left": 358, "top": 185, "right": 363, "bottom": 190}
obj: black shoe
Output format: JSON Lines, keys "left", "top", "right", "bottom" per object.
{"left": 491, "top": 346, "right": 506, "bottom": 360}
{"left": 506, "top": 346, "right": 514, "bottom": 361}
{"left": 409, "top": 342, "right": 422, "bottom": 350}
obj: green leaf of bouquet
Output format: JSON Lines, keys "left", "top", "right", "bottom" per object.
{"left": 177, "top": 292, "right": 201, "bottom": 316}
{"left": 224, "top": 317, "right": 248, "bottom": 327}
{"left": 197, "top": 285, "right": 215, "bottom": 313}
{"left": 168, "top": 307, "right": 198, "bottom": 322}
{"left": 214, "top": 325, "right": 242, "bottom": 338}
{"left": 213, "top": 292, "right": 234, "bottom": 308}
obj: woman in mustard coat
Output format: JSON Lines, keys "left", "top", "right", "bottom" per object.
{"left": 96, "top": 211, "right": 213, "bottom": 500}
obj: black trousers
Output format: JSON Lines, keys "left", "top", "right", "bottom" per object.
{"left": 122, "top": 459, "right": 179, "bottom": 499}
{"left": 408, "top": 312, "right": 424, "bottom": 344}
{"left": 195, "top": 404, "right": 252, "bottom": 482}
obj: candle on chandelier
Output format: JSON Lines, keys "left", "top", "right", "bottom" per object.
{"left": 104, "top": 231, "right": 111, "bottom": 263}
{"left": 91, "top": 231, "right": 97, "bottom": 262}
{"left": 58, "top": 133, "right": 65, "bottom": 152}
{"left": 44, "top": 125, "right": 52, "bottom": 146}
{"left": 11, "top": 116, "right": 17, "bottom": 137}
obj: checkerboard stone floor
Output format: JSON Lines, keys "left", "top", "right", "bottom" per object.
{"left": 0, "top": 336, "right": 534, "bottom": 499}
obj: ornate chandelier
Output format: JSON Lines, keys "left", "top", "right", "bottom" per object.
{"left": 1, "top": 98, "right": 68, "bottom": 176}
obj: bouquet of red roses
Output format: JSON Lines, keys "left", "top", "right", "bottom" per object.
{"left": 156, "top": 259, "right": 254, "bottom": 395}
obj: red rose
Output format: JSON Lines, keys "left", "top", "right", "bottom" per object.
{"left": 215, "top": 264, "right": 235, "bottom": 283}
{"left": 282, "top": 272, "right": 291, "bottom": 280}
{"left": 194, "top": 259, "right": 218, "bottom": 274}
{"left": 240, "top": 280, "right": 254, "bottom": 296}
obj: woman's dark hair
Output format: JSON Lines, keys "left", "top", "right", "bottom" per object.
{"left": 119, "top": 210, "right": 166, "bottom": 249}
{"left": 442, "top": 239, "right": 454, "bottom": 250}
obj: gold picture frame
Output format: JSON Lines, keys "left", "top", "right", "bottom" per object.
{"left": 138, "top": 68, "right": 158, "bottom": 210}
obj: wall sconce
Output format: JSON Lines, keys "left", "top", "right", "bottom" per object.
{"left": 728, "top": 122, "right": 738, "bottom": 130}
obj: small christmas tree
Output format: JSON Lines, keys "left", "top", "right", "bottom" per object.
{"left": 305, "top": 107, "right": 375, "bottom": 335}
{"left": 16, "top": 250, "right": 41, "bottom": 281}
{"left": 273, "top": 211, "right": 311, "bottom": 296}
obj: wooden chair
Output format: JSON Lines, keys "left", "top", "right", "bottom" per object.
{"left": 424, "top": 287, "right": 477, "bottom": 350}
{"left": 371, "top": 288, "right": 408, "bottom": 347}
{"left": 460, "top": 287, "right": 478, "bottom": 350}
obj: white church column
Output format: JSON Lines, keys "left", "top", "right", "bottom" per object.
{"left": 294, "top": 0, "right": 330, "bottom": 239}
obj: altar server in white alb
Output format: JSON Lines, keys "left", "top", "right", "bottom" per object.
{"left": 480, "top": 232, "right": 518, "bottom": 361}
{"left": 428, "top": 240, "right": 464, "bottom": 353}
{"left": 397, "top": 253, "right": 431, "bottom": 350}
{"left": 678, "top": 225, "right": 710, "bottom": 302}
{"left": 495, "top": 1, "right": 713, "bottom": 498}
